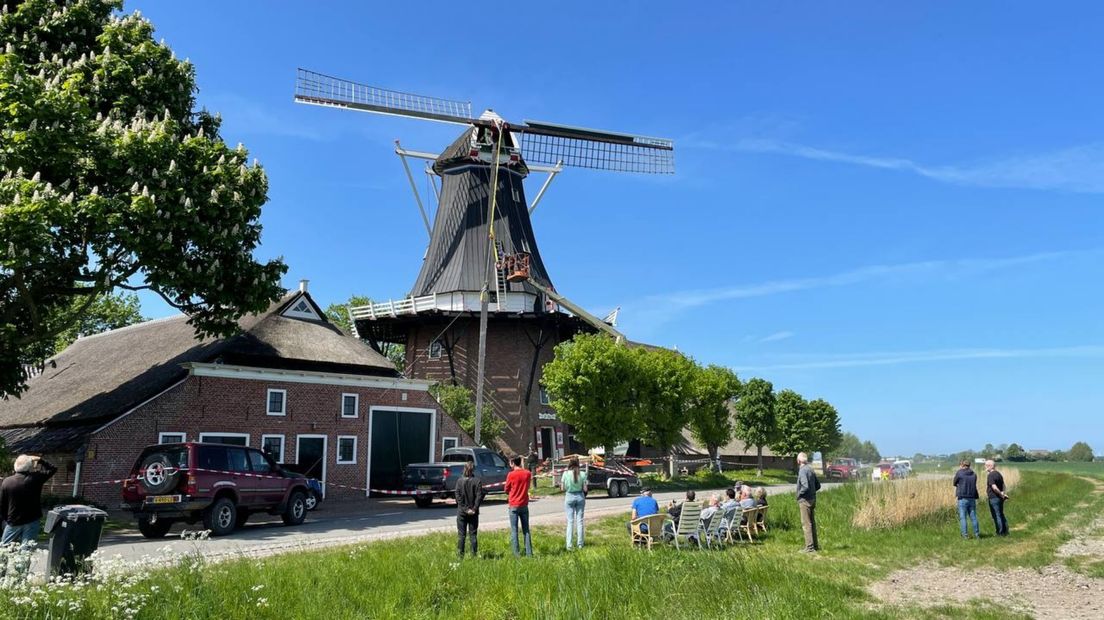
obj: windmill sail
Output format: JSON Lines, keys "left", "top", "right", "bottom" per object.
{"left": 294, "top": 68, "right": 473, "bottom": 125}
{"left": 513, "top": 119, "right": 674, "bottom": 174}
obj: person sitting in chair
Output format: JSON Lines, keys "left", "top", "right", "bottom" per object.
{"left": 700, "top": 494, "right": 721, "bottom": 523}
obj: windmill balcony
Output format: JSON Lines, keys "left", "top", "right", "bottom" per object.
{"left": 349, "top": 291, "right": 550, "bottom": 320}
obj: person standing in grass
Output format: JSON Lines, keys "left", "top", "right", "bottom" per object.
{"left": 984, "top": 460, "right": 1010, "bottom": 537}
{"left": 505, "top": 455, "right": 533, "bottom": 556}
{"left": 953, "top": 460, "right": 980, "bottom": 539}
{"left": 561, "top": 456, "right": 587, "bottom": 550}
{"left": 796, "top": 452, "right": 821, "bottom": 553}
{"left": 455, "top": 461, "right": 484, "bottom": 557}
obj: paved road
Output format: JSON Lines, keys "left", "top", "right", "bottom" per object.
{"left": 36, "top": 480, "right": 843, "bottom": 571}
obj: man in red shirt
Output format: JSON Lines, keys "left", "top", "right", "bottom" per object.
{"left": 504, "top": 455, "right": 533, "bottom": 556}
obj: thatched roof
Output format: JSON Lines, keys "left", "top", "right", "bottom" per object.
{"left": 0, "top": 292, "right": 396, "bottom": 430}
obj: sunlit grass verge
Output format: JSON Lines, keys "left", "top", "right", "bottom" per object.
{"left": 853, "top": 469, "right": 1021, "bottom": 530}
{"left": 0, "top": 470, "right": 1093, "bottom": 620}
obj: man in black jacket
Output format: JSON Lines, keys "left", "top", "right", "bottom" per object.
{"left": 1, "top": 454, "right": 58, "bottom": 545}
{"left": 454, "top": 461, "right": 484, "bottom": 557}
{"left": 952, "top": 460, "right": 980, "bottom": 539}
{"left": 984, "top": 459, "right": 1010, "bottom": 536}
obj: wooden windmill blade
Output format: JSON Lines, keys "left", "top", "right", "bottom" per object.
{"left": 294, "top": 68, "right": 474, "bottom": 125}
{"left": 509, "top": 119, "right": 675, "bottom": 174}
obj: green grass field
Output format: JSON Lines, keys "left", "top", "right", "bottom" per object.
{"left": 1, "top": 468, "right": 1100, "bottom": 619}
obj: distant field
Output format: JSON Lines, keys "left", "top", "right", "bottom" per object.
{"left": 1009, "top": 461, "right": 1104, "bottom": 477}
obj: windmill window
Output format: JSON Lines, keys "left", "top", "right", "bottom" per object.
{"left": 293, "top": 300, "right": 309, "bottom": 313}
{"left": 539, "top": 386, "right": 550, "bottom": 405}
{"left": 429, "top": 339, "right": 443, "bottom": 359}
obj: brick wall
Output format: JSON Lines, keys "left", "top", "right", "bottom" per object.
{"left": 78, "top": 374, "right": 470, "bottom": 506}
{"left": 404, "top": 316, "right": 575, "bottom": 458}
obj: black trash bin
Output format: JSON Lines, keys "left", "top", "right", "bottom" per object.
{"left": 44, "top": 504, "right": 108, "bottom": 576}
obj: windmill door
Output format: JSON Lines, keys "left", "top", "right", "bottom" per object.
{"left": 538, "top": 427, "right": 555, "bottom": 461}
{"left": 368, "top": 408, "right": 436, "bottom": 491}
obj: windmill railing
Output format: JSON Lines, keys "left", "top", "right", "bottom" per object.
{"left": 349, "top": 291, "right": 544, "bottom": 321}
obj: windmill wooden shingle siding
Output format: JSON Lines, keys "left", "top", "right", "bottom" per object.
{"left": 295, "top": 69, "right": 674, "bottom": 458}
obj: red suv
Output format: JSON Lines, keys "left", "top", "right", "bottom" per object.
{"left": 122, "top": 442, "right": 311, "bottom": 538}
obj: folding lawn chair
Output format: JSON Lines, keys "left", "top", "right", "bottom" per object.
{"left": 669, "top": 502, "right": 702, "bottom": 550}
{"left": 718, "top": 506, "right": 739, "bottom": 544}
{"left": 738, "top": 506, "right": 758, "bottom": 542}
{"left": 701, "top": 510, "right": 725, "bottom": 549}
{"left": 756, "top": 505, "right": 769, "bottom": 534}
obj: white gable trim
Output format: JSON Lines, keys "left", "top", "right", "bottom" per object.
{"left": 281, "top": 293, "right": 321, "bottom": 320}
{"left": 184, "top": 362, "right": 433, "bottom": 391}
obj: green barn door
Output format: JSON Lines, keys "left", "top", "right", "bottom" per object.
{"left": 369, "top": 410, "right": 433, "bottom": 490}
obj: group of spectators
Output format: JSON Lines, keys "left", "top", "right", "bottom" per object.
{"left": 630, "top": 482, "right": 770, "bottom": 542}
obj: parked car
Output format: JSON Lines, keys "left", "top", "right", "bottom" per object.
{"left": 873, "top": 462, "right": 895, "bottom": 481}
{"left": 891, "top": 463, "right": 910, "bottom": 479}
{"left": 121, "top": 442, "right": 311, "bottom": 538}
{"left": 305, "top": 478, "right": 324, "bottom": 511}
{"left": 826, "top": 457, "right": 861, "bottom": 480}
{"left": 402, "top": 446, "right": 511, "bottom": 508}
{"left": 894, "top": 459, "right": 913, "bottom": 473}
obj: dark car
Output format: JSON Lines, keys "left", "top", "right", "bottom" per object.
{"left": 121, "top": 442, "right": 311, "bottom": 538}
{"left": 402, "top": 446, "right": 511, "bottom": 507}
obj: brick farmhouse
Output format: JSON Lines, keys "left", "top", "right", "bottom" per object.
{"left": 0, "top": 288, "right": 470, "bottom": 506}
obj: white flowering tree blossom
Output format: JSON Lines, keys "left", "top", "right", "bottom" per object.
{"left": 0, "top": 0, "right": 286, "bottom": 396}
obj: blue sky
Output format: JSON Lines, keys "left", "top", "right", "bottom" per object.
{"left": 128, "top": 1, "right": 1104, "bottom": 457}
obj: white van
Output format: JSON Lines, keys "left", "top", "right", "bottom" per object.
{"left": 894, "top": 459, "right": 913, "bottom": 472}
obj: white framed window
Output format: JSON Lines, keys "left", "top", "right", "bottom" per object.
{"left": 261, "top": 434, "right": 286, "bottom": 463}
{"left": 337, "top": 436, "right": 358, "bottom": 464}
{"left": 539, "top": 386, "right": 550, "bottom": 405}
{"left": 428, "top": 339, "right": 443, "bottom": 359}
{"left": 198, "top": 432, "right": 250, "bottom": 447}
{"left": 267, "top": 388, "right": 287, "bottom": 416}
{"left": 442, "top": 437, "right": 459, "bottom": 453}
{"left": 158, "top": 432, "right": 186, "bottom": 444}
{"left": 341, "top": 393, "right": 359, "bottom": 418}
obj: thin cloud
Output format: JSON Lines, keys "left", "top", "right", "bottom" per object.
{"left": 734, "top": 345, "right": 1104, "bottom": 371}
{"left": 726, "top": 139, "right": 1104, "bottom": 194}
{"left": 621, "top": 248, "right": 1090, "bottom": 334}
{"left": 758, "top": 331, "right": 794, "bottom": 343}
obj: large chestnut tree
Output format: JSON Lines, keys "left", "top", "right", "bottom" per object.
{"left": 1, "top": 0, "right": 286, "bottom": 396}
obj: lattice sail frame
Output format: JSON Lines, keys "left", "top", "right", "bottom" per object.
{"left": 295, "top": 68, "right": 675, "bottom": 174}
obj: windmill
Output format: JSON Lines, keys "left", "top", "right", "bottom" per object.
{"left": 294, "top": 68, "right": 674, "bottom": 449}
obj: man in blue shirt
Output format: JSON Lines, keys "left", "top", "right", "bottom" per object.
{"left": 629, "top": 487, "right": 659, "bottom": 535}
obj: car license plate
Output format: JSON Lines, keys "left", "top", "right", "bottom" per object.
{"left": 148, "top": 495, "right": 181, "bottom": 504}
{"left": 417, "top": 485, "right": 432, "bottom": 491}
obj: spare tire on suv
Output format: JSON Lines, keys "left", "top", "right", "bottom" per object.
{"left": 139, "top": 452, "right": 182, "bottom": 495}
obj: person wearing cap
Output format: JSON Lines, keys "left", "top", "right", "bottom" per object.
{"left": 1, "top": 454, "right": 57, "bottom": 545}
{"left": 629, "top": 487, "right": 659, "bottom": 535}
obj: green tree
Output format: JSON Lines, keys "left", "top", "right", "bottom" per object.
{"left": 1004, "top": 443, "right": 1026, "bottom": 462}
{"left": 830, "top": 432, "right": 862, "bottom": 460}
{"left": 324, "top": 295, "right": 404, "bottom": 370}
{"left": 1, "top": 0, "right": 286, "bottom": 397}
{"left": 542, "top": 333, "right": 637, "bottom": 455}
{"left": 429, "top": 383, "right": 505, "bottom": 445}
{"left": 1069, "top": 441, "right": 1095, "bottom": 462}
{"left": 770, "top": 389, "right": 816, "bottom": 458}
{"left": 633, "top": 347, "right": 697, "bottom": 478}
{"left": 806, "top": 398, "right": 842, "bottom": 475}
{"left": 983, "top": 443, "right": 995, "bottom": 457}
{"left": 686, "top": 364, "right": 741, "bottom": 472}
{"left": 733, "top": 377, "right": 777, "bottom": 476}
{"left": 859, "top": 440, "right": 881, "bottom": 464}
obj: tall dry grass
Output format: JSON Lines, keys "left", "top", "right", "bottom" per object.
{"left": 852, "top": 467, "right": 1020, "bottom": 529}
